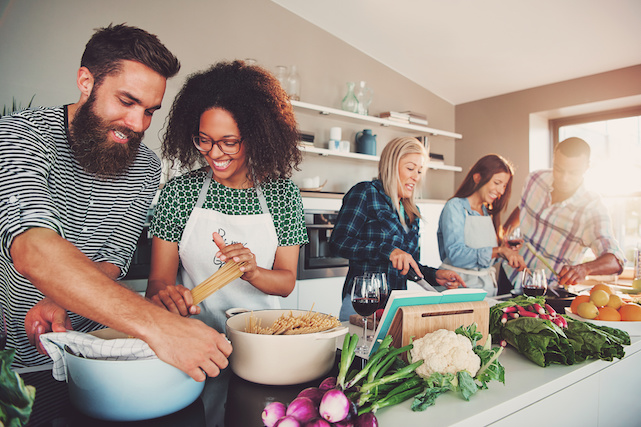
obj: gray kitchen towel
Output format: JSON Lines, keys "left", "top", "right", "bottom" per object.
{"left": 40, "top": 330, "right": 156, "bottom": 381}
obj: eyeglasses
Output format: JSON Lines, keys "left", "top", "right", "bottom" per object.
{"left": 192, "top": 136, "right": 242, "bottom": 155}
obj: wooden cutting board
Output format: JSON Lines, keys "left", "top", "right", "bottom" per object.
{"left": 388, "top": 300, "right": 489, "bottom": 354}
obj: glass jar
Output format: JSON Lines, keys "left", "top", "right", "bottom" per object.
{"left": 341, "top": 82, "right": 359, "bottom": 113}
{"left": 286, "top": 65, "right": 301, "bottom": 101}
{"left": 274, "top": 66, "right": 288, "bottom": 90}
{"left": 355, "top": 81, "right": 374, "bottom": 115}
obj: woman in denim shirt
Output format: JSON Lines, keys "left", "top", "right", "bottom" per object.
{"left": 331, "top": 137, "right": 464, "bottom": 320}
{"left": 437, "top": 154, "right": 526, "bottom": 296}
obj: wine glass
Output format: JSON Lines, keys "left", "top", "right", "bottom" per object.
{"left": 506, "top": 227, "right": 523, "bottom": 249}
{"left": 521, "top": 269, "right": 548, "bottom": 296}
{"left": 351, "top": 276, "right": 379, "bottom": 355}
{"left": 0, "top": 302, "right": 7, "bottom": 351}
{"left": 366, "top": 272, "right": 388, "bottom": 339}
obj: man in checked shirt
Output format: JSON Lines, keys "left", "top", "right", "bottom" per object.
{"left": 504, "top": 137, "right": 625, "bottom": 290}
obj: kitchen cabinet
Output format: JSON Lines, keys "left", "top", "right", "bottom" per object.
{"left": 292, "top": 100, "right": 462, "bottom": 172}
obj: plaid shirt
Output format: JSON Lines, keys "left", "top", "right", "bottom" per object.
{"left": 330, "top": 180, "right": 436, "bottom": 298}
{"left": 507, "top": 170, "right": 625, "bottom": 287}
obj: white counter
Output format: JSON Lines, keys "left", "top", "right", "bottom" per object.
{"left": 374, "top": 335, "right": 641, "bottom": 426}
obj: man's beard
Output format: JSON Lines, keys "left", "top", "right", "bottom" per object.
{"left": 69, "top": 94, "right": 143, "bottom": 178}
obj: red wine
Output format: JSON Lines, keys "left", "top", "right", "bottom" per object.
{"left": 378, "top": 293, "right": 389, "bottom": 309}
{"left": 352, "top": 297, "right": 379, "bottom": 316}
{"left": 523, "top": 287, "right": 546, "bottom": 296}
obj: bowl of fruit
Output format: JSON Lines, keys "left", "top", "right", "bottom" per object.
{"left": 565, "top": 283, "right": 641, "bottom": 335}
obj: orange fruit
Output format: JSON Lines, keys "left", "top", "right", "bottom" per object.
{"left": 589, "top": 290, "right": 610, "bottom": 307}
{"left": 570, "top": 295, "right": 590, "bottom": 314}
{"left": 618, "top": 303, "right": 641, "bottom": 321}
{"left": 590, "top": 283, "right": 613, "bottom": 296}
{"left": 595, "top": 306, "right": 621, "bottom": 321}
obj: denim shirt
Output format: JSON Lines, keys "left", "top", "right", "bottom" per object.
{"left": 437, "top": 197, "right": 494, "bottom": 269}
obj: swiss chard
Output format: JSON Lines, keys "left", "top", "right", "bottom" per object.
{"left": 0, "top": 349, "right": 36, "bottom": 427}
{"left": 489, "top": 296, "right": 630, "bottom": 367}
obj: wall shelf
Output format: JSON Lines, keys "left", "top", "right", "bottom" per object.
{"left": 291, "top": 100, "right": 462, "bottom": 140}
{"left": 298, "top": 145, "right": 462, "bottom": 171}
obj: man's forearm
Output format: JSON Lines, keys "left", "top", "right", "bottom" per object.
{"left": 11, "top": 228, "right": 170, "bottom": 340}
{"left": 581, "top": 253, "right": 624, "bottom": 276}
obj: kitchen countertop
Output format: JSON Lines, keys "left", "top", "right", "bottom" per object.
{"left": 21, "top": 330, "right": 641, "bottom": 427}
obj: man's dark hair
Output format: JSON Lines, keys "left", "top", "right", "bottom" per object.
{"left": 555, "top": 137, "right": 591, "bottom": 159}
{"left": 81, "top": 23, "right": 180, "bottom": 87}
{"left": 162, "top": 60, "right": 301, "bottom": 183}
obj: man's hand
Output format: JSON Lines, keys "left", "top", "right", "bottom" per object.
{"left": 144, "top": 315, "right": 233, "bottom": 382}
{"left": 558, "top": 264, "right": 590, "bottom": 286}
{"left": 24, "top": 298, "right": 72, "bottom": 354}
{"left": 435, "top": 269, "right": 467, "bottom": 289}
{"left": 557, "top": 254, "right": 623, "bottom": 287}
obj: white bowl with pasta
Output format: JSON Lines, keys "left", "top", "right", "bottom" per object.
{"left": 225, "top": 309, "right": 348, "bottom": 385}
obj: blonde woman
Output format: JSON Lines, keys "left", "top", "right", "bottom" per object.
{"left": 330, "top": 137, "right": 464, "bottom": 320}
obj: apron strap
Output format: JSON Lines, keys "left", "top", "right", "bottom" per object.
{"left": 196, "top": 169, "right": 272, "bottom": 217}
{"left": 195, "top": 169, "right": 214, "bottom": 209}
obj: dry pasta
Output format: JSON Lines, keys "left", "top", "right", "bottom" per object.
{"left": 245, "top": 309, "right": 341, "bottom": 335}
{"left": 191, "top": 259, "right": 246, "bottom": 305}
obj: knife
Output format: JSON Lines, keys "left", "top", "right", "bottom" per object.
{"left": 406, "top": 265, "right": 440, "bottom": 293}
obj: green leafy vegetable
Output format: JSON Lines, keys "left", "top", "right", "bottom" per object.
{"left": 337, "top": 325, "right": 505, "bottom": 415}
{"left": 0, "top": 349, "right": 36, "bottom": 427}
{"left": 410, "top": 324, "right": 505, "bottom": 411}
{"left": 489, "top": 296, "right": 630, "bottom": 367}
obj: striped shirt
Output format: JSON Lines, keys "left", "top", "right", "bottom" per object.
{"left": 507, "top": 170, "right": 625, "bottom": 288}
{"left": 0, "top": 106, "right": 161, "bottom": 368}
{"left": 329, "top": 180, "right": 436, "bottom": 299}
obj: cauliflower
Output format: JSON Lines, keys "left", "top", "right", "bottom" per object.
{"left": 410, "top": 329, "right": 481, "bottom": 379}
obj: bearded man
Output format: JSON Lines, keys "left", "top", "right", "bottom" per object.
{"left": 0, "top": 24, "right": 232, "bottom": 381}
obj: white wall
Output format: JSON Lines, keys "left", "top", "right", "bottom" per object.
{"left": 0, "top": 0, "right": 458, "bottom": 199}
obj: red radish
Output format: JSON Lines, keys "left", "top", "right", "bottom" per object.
{"left": 539, "top": 314, "right": 550, "bottom": 320}
{"left": 501, "top": 313, "right": 509, "bottom": 324}
{"left": 500, "top": 340, "right": 507, "bottom": 347}
{"left": 545, "top": 304, "right": 556, "bottom": 315}
{"left": 532, "top": 303, "right": 545, "bottom": 315}
{"left": 263, "top": 402, "right": 287, "bottom": 427}
{"left": 318, "top": 377, "right": 337, "bottom": 391}
{"left": 297, "top": 387, "right": 324, "bottom": 407}
{"left": 286, "top": 397, "right": 317, "bottom": 424}
{"left": 304, "top": 418, "right": 332, "bottom": 427}
{"left": 502, "top": 306, "right": 518, "bottom": 313}
{"left": 275, "top": 416, "right": 302, "bottom": 427}
{"left": 508, "top": 312, "right": 520, "bottom": 319}
{"left": 354, "top": 412, "right": 379, "bottom": 427}
{"left": 519, "top": 310, "right": 538, "bottom": 318}
{"left": 319, "top": 389, "right": 350, "bottom": 423}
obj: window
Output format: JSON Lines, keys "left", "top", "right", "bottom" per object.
{"left": 552, "top": 108, "right": 641, "bottom": 267}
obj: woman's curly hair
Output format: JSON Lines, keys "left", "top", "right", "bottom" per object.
{"left": 161, "top": 60, "right": 302, "bottom": 183}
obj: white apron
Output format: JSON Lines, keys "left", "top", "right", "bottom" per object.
{"left": 178, "top": 170, "right": 279, "bottom": 333}
{"left": 440, "top": 210, "right": 498, "bottom": 296}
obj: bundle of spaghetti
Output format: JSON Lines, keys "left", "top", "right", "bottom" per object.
{"left": 245, "top": 309, "right": 341, "bottom": 335}
{"left": 191, "top": 259, "right": 247, "bottom": 305}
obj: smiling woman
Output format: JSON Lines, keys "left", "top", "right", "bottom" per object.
{"left": 437, "top": 154, "right": 527, "bottom": 296}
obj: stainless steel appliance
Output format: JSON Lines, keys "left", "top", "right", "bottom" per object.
{"left": 297, "top": 209, "right": 348, "bottom": 280}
